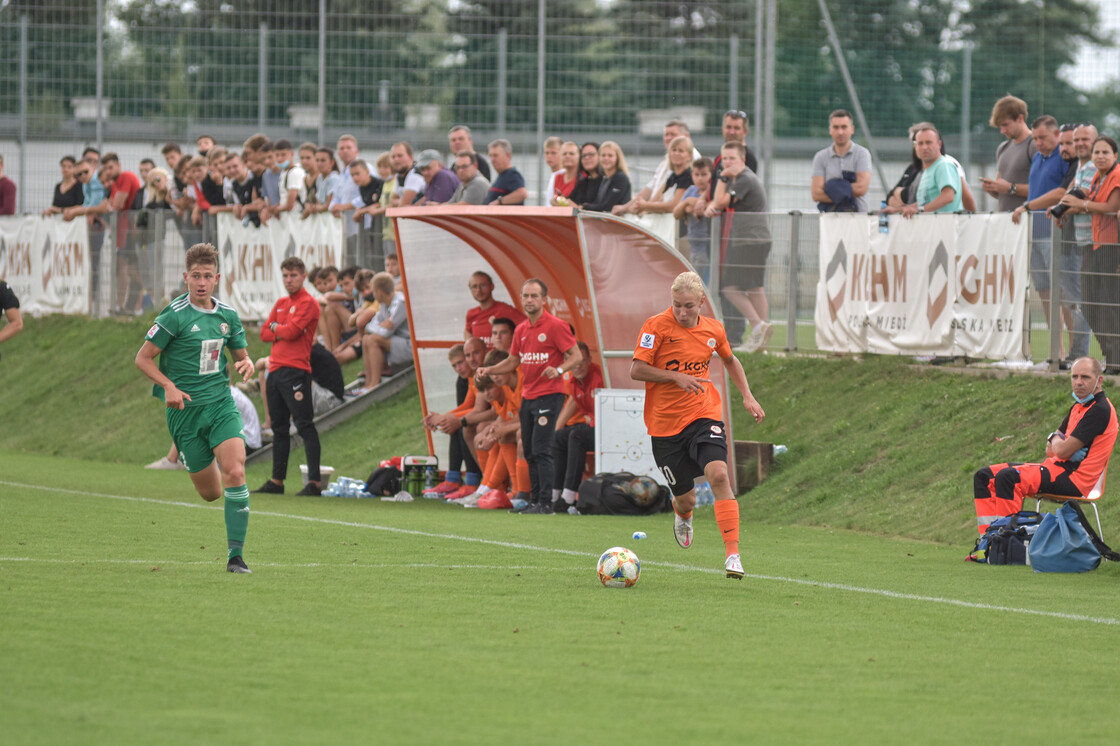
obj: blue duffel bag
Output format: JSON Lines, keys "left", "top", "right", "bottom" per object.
{"left": 1028, "top": 502, "right": 1119, "bottom": 573}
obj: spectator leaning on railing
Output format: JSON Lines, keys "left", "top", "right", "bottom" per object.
{"left": 1055, "top": 136, "right": 1120, "bottom": 373}
{"left": 42, "top": 156, "right": 83, "bottom": 217}
{"left": 898, "top": 125, "right": 963, "bottom": 217}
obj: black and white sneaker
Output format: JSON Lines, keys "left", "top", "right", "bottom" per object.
{"left": 227, "top": 556, "right": 252, "bottom": 574}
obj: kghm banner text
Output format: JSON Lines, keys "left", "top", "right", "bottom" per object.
{"left": 815, "top": 214, "right": 1028, "bottom": 359}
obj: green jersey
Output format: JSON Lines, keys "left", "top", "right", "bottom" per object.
{"left": 145, "top": 293, "right": 248, "bottom": 406}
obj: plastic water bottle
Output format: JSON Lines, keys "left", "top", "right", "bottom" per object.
{"left": 878, "top": 202, "right": 890, "bottom": 234}
{"left": 694, "top": 481, "right": 715, "bottom": 506}
{"left": 424, "top": 466, "right": 436, "bottom": 491}
{"left": 774, "top": 444, "right": 788, "bottom": 456}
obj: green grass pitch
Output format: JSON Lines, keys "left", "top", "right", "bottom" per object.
{"left": 3, "top": 451, "right": 1119, "bottom": 745}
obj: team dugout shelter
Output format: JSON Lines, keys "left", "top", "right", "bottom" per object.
{"left": 389, "top": 205, "right": 738, "bottom": 490}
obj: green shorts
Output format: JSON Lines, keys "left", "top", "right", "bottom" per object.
{"left": 165, "top": 396, "right": 245, "bottom": 473}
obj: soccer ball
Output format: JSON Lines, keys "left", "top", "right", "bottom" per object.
{"left": 628, "top": 475, "right": 659, "bottom": 506}
{"left": 597, "top": 546, "right": 641, "bottom": 588}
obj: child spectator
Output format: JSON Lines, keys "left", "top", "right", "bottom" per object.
{"left": 322, "top": 265, "right": 359, "bottom": 356}
{"left": 674, "top": 157, "right": 714, "bottom": 283}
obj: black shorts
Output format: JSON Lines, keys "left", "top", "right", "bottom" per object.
{"left": 650, "top": 418, "right": 728, "bottom": 496}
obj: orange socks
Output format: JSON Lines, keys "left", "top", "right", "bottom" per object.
{"left": 713, "top": 499, "right": 740, "bottom": 557}
{"left": 516, "top": 457, "right": 531, "bottom": 497}
{"left": 482, "top": 448, "right": 508, "bottom": 490}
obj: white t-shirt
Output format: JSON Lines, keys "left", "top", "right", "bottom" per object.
{"left": 392, "top": 170, "right": 426, "bottom": 204}
{"left": 544, "top": 170, "right": 562, "bottom": 205}
{"left": 229, "top": 386, "right": 262, "bottom": 449}
{"left": 280, "top": 165, "right": 308, "bottom": 208}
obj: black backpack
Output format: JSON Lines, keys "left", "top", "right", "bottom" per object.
{"left": 364, "top": 466, "right": 402, "bottom": 496}
{"left": 576, "top": 472, "right": 673, "bottom": 515}
{"left": 973, "top": 511, "right": 1043, "bottom": 565}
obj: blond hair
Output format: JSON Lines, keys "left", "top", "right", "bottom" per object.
{"left": 372, "top": 271, "right": 396, "bottom": 296}
{"left": 599, "top": 141, "right": 630, "bottom": 176}
{"left": 671, "top": 271, "right": 705, "bottom": 298}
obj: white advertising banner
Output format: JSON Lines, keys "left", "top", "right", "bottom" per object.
{"left": 0, "top": 215, "right": 91, "bottom": 315}
{"left": 216, "top": 212, "right": 344, "bottom": 320}
{"left": 814, "top": 213, "right": 1028, "bottom": 358}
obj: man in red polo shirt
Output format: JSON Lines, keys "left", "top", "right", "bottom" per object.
{"left": 464, "top": 270, "right": 525, "bottom": 349}
{"left": 255, "top": 257, "right": 323, "bottom": 496}
{"left": 477, "top": 278, "right": 581, "bottom": 513}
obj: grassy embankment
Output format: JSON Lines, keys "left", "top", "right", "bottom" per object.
{"left": 1, "top": 314, "right": 1110, "bottom": 545}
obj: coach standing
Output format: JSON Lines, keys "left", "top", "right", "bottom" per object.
{"left": 476, "top": 278, "right": 581, "bottom": 514}
{"left": 255, "top": 257, "right": 323, "bottom": 496}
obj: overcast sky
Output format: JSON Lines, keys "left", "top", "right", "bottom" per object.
{"left": 1070, "top": 0, "right": 1120, "bottom": 89}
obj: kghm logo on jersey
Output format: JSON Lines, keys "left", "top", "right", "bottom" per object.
{"left": 665, "top": 359, "right": 710, "bottom": 374}
{"left": 522, "top": 351, "right": 551, "bottom": 365}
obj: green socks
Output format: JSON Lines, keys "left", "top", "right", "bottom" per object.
{"left": 224, "top": 485, "right": 250, "bottom": 560}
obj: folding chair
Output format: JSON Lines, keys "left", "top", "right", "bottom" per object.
{"left": 1035, "top": 467, "right": 1107, "bottom": 540}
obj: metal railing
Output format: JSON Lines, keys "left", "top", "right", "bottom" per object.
{"left": 18, "top": 206, "right": 1119, "bottom": 369}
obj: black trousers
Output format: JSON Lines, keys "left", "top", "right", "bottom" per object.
{"left": 267, "top": 366, "right": 321, "bottom": 482}
{"left": 552, "top": 423, "right": 594, "bottom": 491}
{"left": 448, "top": 428, "right": 480, "bottom": 476}
{"left": 519, "top": 392, "right": 565, "bottom": 504}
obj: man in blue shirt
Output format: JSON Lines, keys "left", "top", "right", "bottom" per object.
{"left": 484, "top": 140, "right": 528, "bottom": 206}
{"left": 1012, "top": 115, "right": 1067, "bottom": 328}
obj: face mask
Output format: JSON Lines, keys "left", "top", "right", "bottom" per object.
{"left": 278, "top": 160, "right": 290, "bottom": 170}
{"left": 1073, "top": 390, "right": 1095, "bottom": 405}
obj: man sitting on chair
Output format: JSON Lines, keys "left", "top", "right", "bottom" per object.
{"left": 971, "top": 357, "right": 1117, "bottom": 552}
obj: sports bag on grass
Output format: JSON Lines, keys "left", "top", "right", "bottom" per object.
{"left": 364, "top": 465, "right": 402, "bottom": 497}
{"left": 576, "top": 472, "right": 673, "bottom": 515}
{"left": 1029, "top": 502, "right": 1120, "bottom": 573}
{"left": 972, "top": 511, "right": 1042, "bottom": 565}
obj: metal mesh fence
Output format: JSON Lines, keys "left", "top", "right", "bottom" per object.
{"left": 65, "top": 208, "right": 1117, "bottom": 367}
{"left": 5, "top": 1, "right": 1113, "bottom": 141}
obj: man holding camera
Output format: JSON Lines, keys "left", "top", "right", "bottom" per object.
{"left": 1046, "top": 123, "right": 1101, "bottom": 365}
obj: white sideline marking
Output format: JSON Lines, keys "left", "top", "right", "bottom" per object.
{"left": 4, "top": 480, "right": 1119, "bottom": 627}
{"left": 0, "top": 558, "right": 557, "bottom": 571}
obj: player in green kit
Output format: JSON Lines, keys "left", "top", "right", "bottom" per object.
{"left": 135, "top": 243, "right": 257, "bottom": 573}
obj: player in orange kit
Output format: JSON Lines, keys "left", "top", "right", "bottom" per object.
{"left": 631, "top": 271, "right": 765, "bottom": 578}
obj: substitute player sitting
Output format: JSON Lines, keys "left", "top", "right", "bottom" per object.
{"left": 135, "top": 243, "right": 256, "bottom": 574}
{"left": 631, "top": 270, "right": 765, "bottom": 579}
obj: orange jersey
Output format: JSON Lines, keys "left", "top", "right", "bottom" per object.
{"left": 449, "top": 377, "right": 477, "bottom": 418}
{"left": 490, "top": 382, "right": 522, "bottom": 423}
{"left": 633, "top": 308, "right": 731, "bottom": 437}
